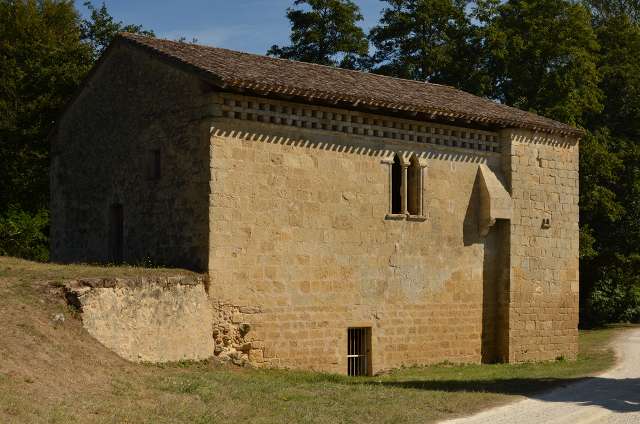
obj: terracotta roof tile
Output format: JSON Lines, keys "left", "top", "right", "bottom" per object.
{"left": 118, "top": 33, "right": 582, "bottom": 137}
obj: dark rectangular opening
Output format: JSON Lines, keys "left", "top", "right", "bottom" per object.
{"left": 109, "top": 203, "right": 123, "bottom": 264}
{"left": 148, "top": 149, "right": 161, "bottom": 180}
{"left": 391, "top": 155, "right": 402, "bottom": 214}
{"left": 347, "top": 327, "right": 371, "bottom": 376}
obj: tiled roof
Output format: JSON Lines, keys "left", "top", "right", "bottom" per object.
{"left": 117, "top": 33, "right": 582, "bottom": 137}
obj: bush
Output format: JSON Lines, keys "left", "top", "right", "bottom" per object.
{"left": 588, "top": 267, "right": 640, "bottom": 325}
{"left": 0, "top": 208, "right": 49, "bottom": 261}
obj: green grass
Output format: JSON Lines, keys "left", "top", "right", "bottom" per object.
{"left": 0, "top": 256, "right": 630, "bottom": 423}
{"left": 135, "top": 328, "right": 621, "bottom": 424}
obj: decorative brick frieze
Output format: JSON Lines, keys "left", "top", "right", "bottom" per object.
{"left": 219, "top": 93, "right": 501, "bottom": 154}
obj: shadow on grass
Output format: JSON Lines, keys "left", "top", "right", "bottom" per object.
{"left": 374, "top": 377, "right": 640, "bottom": 413}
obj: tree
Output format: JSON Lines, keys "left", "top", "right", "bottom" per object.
{"left": 369, "top": 0, "right": 487, "bottom": 93}
{"left": 0, "top": 0, "right": 92, "bottom": 260}
{"left": 590, "top": 14, "right": 640, "bottom": 138}
{"left": 483, "top": 0, "right": 602, "bottom": 126}
{"left": 267, "top": 0, "right": 369, "bottom": 68}
{"left": 0, "top": 0, "right": 151, "bottom": 260}
{"left": 584, "top": 0, "right": 640, "bottom": 24}
{"left": 0, "top": 0, "right": 92, "bottom": 213}
{"left": 81, "top": 1, "right": 154, "bottom": 60}
{"left": 579, "top": 13, "right": 640, "bottom": 325}
{"left": 583, "top": 138, "right": 640, "bottom": 325}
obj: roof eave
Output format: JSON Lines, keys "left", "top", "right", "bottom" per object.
{"left": 118, "top": 33, "right": 585, "bottom": 140}
{"left": 224, "top": 78, "right": 584, "bottom": 138}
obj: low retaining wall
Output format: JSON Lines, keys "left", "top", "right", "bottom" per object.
{"left": 65, "top": 276, "right": 213, "bottom": 362}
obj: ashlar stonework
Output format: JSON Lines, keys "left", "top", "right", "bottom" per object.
{"left": 50, "top": 33, "right": 580, "bottom": 374}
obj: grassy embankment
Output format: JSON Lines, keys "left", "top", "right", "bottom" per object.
{"left": 0, "top": 256, "right": 626, "bottom": 424}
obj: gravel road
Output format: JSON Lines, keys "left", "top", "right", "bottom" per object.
{"left": 442, "top": 327, "right": 640, "bottom": 424}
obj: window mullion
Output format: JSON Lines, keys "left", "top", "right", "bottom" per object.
{"left": 401, "top": 164, "right": 408, "bottom": 215}
{"left": 419, "top": 166, "right": 424, "bottom": 217}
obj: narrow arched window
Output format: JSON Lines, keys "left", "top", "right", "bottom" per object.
{"left": 391, "top": 154, "right": 402, "bottom": 214}
{"left": 407, "top": 155, "right": 422, "bottom": 216}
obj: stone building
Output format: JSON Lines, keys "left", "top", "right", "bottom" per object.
{"left": 50, "top": 33, "right": 581, "bottom": 375}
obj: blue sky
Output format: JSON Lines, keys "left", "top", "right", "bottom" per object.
{"left": 80, "top": 0, "right": 386, "bottom": 54}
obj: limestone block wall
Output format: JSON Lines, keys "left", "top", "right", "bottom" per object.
{"left": 65, "top": 276, "right": 214, "bottom": 362}
{"left": 207, "top": 93, "right": 507, "bottom": 373}
{"left": 50, "top": 43, "right": 212, "bottom": 269}
{"left": 502, "top": 129, "right": 580, "bottom": 362}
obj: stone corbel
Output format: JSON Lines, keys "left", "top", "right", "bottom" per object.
{"left": 477, "top": 164, "right": 512, "bottom": 237}
{"left": 380, "top": 151, "right": 396, "bottom": 165}
{"left": 398, "top": 151, "right": 413, "bottom": 167}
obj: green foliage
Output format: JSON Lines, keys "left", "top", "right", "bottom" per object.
{"left": 0, "top": 0, "right": 92, "bottom": 213}
{"left": 482, "top": 0, "right": 602, "bottom": 125}
{"left": 81, "top": 1, "right": 154, "bottom": 60}
{"left": 369, "top": 0, "right": 488, "bottom": 94}
{"left": 0, "top": 208, "right": 49, "bottom": 261}
{"left": 578, "top": 12, "right": 640, "bottom": 325}
{"left": 592, "top": 14, "right": 640, "bottom": 138}
{"left": 580, "top": 133, "right": 640, "bottom": 325}
{"left": 0, "top": 0, "right": 152, "bottom": 261}
{"left": 584, "top": 0, "right": 640, "bottom": 24}
{"left": 589, "top": 267, "right": 640, "bottom": 324}
{"left": 579, "top": 130, "right": 624, "bottom": 228}
{"left": 267, "top": 0, "right": 369, "bottom": 68}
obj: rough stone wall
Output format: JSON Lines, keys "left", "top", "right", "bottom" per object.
{"left": 50, "top": 47, "right": 579, "bottom": 370}
{"left": 501, "top": 129, "right": 580, "bottom": 362}
{"left": 65, "top": 276, "right": 214, "bottom": 362}
{"left": 50, "top": 43, "right": 213, "bottom": 270}
{"left": 207, "top": 93, "right": 507, "bottom": 374}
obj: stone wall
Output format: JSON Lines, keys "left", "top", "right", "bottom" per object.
{"left": 501, "top": 129, "right": 580, "bottom": 361}
{"left": 207, "top": 93, "right": 509, "bottom": 373}
{"left": 50, "top": 49, "right": 580, "bottom": 371}
{"left": 65, "top": 276, "right": 214, "bottom": 362}
{"left": 50, "top": 43, "right": 212, "bottom": 270}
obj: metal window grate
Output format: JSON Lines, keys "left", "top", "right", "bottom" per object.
{"left": 347, "top": 327, "right": 371, "bottom": 376}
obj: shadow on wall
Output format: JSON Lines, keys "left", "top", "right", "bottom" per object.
{"left": 371, "top": 377, "right": 640, "bottom": 414}
{"left": 212, "top": 128, "right": 493, "bottom": 164}
{"left": 463, "top": 174, "right": 510, "bottom": 364}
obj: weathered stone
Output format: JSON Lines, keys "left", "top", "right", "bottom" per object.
{"left": 64, "top": 277, "right": 214, "bottom": 363}
{"left": 50, "top": 43, "right": 580, "bottom": 374}
{"left": 249, "top": 349, "right": 264, "bottom": 363}
{"left": 217, "top": 351, "right": 231, "bottom": 362}
{"left": 239, "top": 306, "right": 261, "bottom": 314}
{"left": 52, "top": 313, "right": 65, "bottom": 325}
{"left": 238, "top": 323, "right": 251, "bottom": 336}
{"left": 235, "top": 342, "right": 252, "bottom": 352}
{"left": 49, "top": 42, "right": 209, "bottom": 270}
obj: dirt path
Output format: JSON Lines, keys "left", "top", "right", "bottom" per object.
{"left": 442, "top": 328, "right": 640, "bottom": 424}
